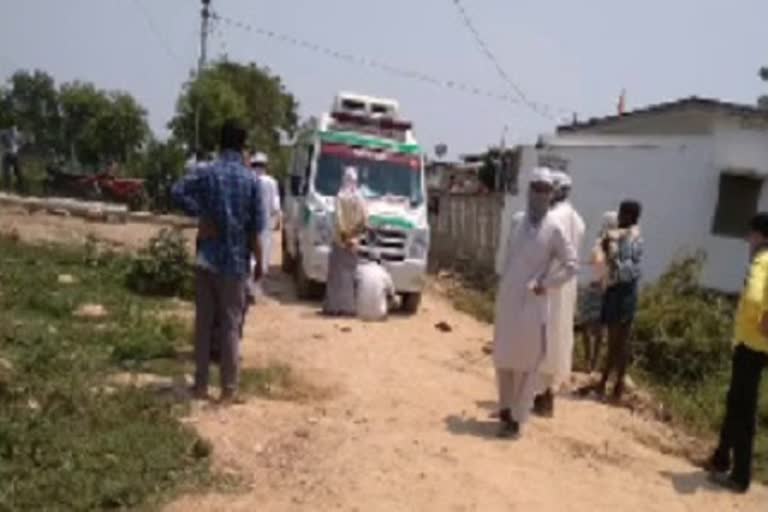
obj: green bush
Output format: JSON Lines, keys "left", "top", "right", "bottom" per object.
{"left": 125, "top": 228, "right": 194, "bottom": 298}
{"left": 633, "top": 252, "right": 735, "bottom": 385}
{"left": 630, "top": 253, "right": 768, "bottom": 482}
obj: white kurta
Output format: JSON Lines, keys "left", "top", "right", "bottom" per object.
{"left": 539, "top": 201, "right": 586, "bottom": 384}
{"left": 493, "top": 211, "right": 579, "bottom": 371}
{"left": 253, "top": 173, "right": 281, "bottom": 275}
{"left": 356, "top": 262, "right": 394, "bottom": 321}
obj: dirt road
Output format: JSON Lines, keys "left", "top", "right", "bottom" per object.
{"left": 168, "top": 244, "right": 766, "bottom": 511}
{"left": 2, "top": 208, "right": 765, "bottom": 511}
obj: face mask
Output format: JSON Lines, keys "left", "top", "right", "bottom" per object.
{"left": 527, "top": 188, "right": 551, "bottom": 225}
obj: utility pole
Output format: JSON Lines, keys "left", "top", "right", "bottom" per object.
{"left": 194, "top": 0, "right": 211, "bottom": 155}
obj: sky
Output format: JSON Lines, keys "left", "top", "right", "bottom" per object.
{"left": 1, "top": 0, "right": 767, "bottom": 158}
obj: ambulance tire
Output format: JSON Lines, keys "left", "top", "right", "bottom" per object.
{"left": 400, "top": 292, "right": 422, "bottom": 314}
{"left": 294, "top": 253, "right": 323, "bottom": 300}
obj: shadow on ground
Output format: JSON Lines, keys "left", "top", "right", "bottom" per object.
{"left": 444, "top": 414, "right": 501, "bottom": 440}
{"left": 659, "top": 470, "right": 727, "bottom": 495}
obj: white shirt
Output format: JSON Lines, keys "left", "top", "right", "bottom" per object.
{"left": 258, "top": 173, "right": 281, "bottom": 232}
{"left": 356, "top": 262, "right": 395, "bottom": 321}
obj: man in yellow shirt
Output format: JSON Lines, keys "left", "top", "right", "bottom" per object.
{"left": 708, "top": 213, "right": 768, "bottom": 493}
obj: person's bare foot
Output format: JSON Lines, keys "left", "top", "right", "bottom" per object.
{"left": 497, "top": 408, "right": 520, "bottom": 439}
{"left": 533, "top": 389, "right": 555, "bottom": 418}
{"left": 219, "top": 391, "right": 246, "bottom": 405}
{"left": 594, "top": 382, "right": 607, "bottom": 399}
{"left": 191, "top": 386, "right": 210, "bottom": 401}
{"left": 708, "top": 472, "right": 749, "bottom": 494}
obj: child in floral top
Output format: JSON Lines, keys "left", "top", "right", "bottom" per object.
{"left": 597, "top": 200, "right": 643, "bottom": 400}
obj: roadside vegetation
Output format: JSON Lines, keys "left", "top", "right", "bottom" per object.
{"left": 0, "top": 230, "right": 289, "bottom": 510}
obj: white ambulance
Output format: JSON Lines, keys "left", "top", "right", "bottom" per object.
{"left": 282, "top": 92, "right": 429, "bottom": 313}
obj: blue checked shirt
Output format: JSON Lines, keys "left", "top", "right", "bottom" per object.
{"left": 172, "top": 150, "right": 264, "bottom": 277}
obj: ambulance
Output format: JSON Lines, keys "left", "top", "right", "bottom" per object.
{"left": 282, "top": 92, "right": 429, "bottom": 313}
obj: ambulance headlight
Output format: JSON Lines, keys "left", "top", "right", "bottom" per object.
{"left": 408, "top": 228, "right": 430, "bottom": 260}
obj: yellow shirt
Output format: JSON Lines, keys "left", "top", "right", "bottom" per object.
{"left": 734, "top": 251, "right": 768, "bottom": 354}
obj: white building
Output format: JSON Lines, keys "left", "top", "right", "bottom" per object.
{"left": 501, "top": 97, "right": 768, "bottom": 293}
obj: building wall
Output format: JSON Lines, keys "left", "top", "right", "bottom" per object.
{"left": 506, "top": 136, "right": 748, "bottom": 292}
{"left": 432, "top": 125, "right": 768, "bottom": 292}
{"left": 702, "top": 121, "right": 768, "bottom": 290}
{"left": 712, "top": 120, "right": 768, "bottom": 173}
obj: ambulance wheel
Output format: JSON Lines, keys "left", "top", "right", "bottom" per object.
{"left": 400, "top": 292, "right": 422, "bottom": 314}
{"left": 294, "top": 253, "right": 323, "bottom": 300}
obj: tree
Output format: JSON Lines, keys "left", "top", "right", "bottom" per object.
{"left": 170, "top": 61, "right": 299, "bottom": 176}
{"left": 131, "top": 138, "right": 187, "bottom": 211}
{"left": 759, "top": 67, "right": 768, "bottom": 110}
{"left": 58, "top": 82, "right": 148, "bottom": 166}
{"left": 58, "top": 81, "right": 111, "bottom": 162}
{"left": 0, "top": 69, "right": 150, "bottom": 168}
{"left": 82, "top": 92, "right": 149, "bottom": 163}
{"left": 3, "top": 70, "right": 61, "bottom": 151}
{"left": 0, "top": 86, "right": 12, "bottom": 128}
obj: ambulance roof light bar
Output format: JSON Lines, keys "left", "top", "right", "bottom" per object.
{"left": 330, "top": 111, "right": 412, "bottom": 132}
{"left": 332, "top": 92, "right": 400, "bottom": 119}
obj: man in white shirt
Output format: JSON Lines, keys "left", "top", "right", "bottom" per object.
{"left": 356, "top": 255, "right": 395, "bottom": 321}
{"left": 249, "top": 152, "right": 281, "bottom": 277}
{"left": 534, "top": 170, "right": 585, "bottom": 417}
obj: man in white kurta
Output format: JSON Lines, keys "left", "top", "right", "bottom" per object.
{"left": 356, "top": 256, "right": 395, "bottom": 321}
{"left": 493, "top": 167, "right": 578, "bottom": 438}
{"left": 534, "top": 171, "right": 586, "bottom": 417}
{"left": 249, "top": 152, "right": 282, "bottom": 277}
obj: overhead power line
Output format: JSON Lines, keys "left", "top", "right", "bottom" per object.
{"left": 450, "top": 0, "right": 573, "bottom": 120}
{"left": 210, "top": 12, "right": 536, "bottom": 108}
{"left": 132, "top": 0, "right": 185, "bottom": 67}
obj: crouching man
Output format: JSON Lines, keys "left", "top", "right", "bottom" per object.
{"left": 356, "top": 254, "right": 395, "bottom": 321}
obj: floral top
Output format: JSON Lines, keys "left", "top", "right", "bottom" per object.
{"left": 604, "top": 227, "right": 643, "bottom": 286}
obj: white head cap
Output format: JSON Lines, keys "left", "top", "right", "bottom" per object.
{"left": 551, "top": 170, "right": 572, "bottom": 188}
{"left": 530, "top": 166, "right": 554, "bottom": 185}
{"left": 249, "top": 152, "right": 269, "bottom": 167}
{"left": 602, "top": 210, "right": 618, "bottom": 231}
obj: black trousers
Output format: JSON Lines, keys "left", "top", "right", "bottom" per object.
{"left": 714, "top": 343, "right": 767, "bottom": 487}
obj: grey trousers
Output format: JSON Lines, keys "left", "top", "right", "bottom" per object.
{"left": 195, "top": 268, "right": 248, "bottom": 394}
{"left": 496, "top": 368, "right": 538, "bottom": 425}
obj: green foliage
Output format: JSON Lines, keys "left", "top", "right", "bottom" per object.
{"left": 130, "top": 139, "right": 187, "bottom": 212}
{"left": 759, "top": 66, "right": 768, "bottom": 110}
{"left": 633, "top": 252, "right": 735, "bottom": 385}
{"left": 0, "top": 237, "right": 211, "bottom": 510}
{"left": 1, "top": 69, "right": 61, "bottom": 150}
{"left": 451, "top": 285, "right": 496, "bottom": 324}
{"left": 1, "top": 69, "right": 149, "bottom": 167}
{"left": 169, "top": 60, "right": 299, "bottom": 175}
{"left": 478, "top": 153, "right": 497, "bottom": 192}
{"left": 630, "top": 252, "right": 768, "bottom": 482}
{"left": 126, "top": 229, "right": 194, "bottom": 298}
{"left": 58, "top": 82, "right": 149, "bottom": 166}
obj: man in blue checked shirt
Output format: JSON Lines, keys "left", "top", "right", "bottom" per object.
{"left": 172, "top": 120, "right": 264, "bottom": 404}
